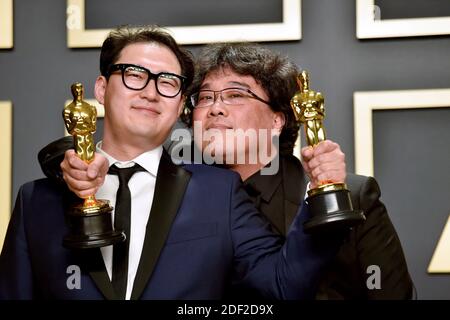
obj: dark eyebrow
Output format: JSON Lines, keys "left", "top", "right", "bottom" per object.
{"left": 200, "top": 83, "right": 211, "bottom": 90}
{"left": 200, "top": 81, "right": 251, "bottom": 90}
{"left": 228, "top": 81, "right": 250, "bottom": 89}
{"left": 119, "top": 63, "right": 181, "bottom": 75}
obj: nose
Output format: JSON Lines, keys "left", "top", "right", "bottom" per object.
{"left": 139, "top": 78, "right": 158, "bottom": 100}
{"left": 207, "top": 93, "right": 228, "bottom": 117}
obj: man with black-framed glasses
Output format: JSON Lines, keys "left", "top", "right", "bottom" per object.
{"left": 107, "top": 63, "right": 186, "bottom": 97}
{"left": 1, "top": 25, "right": 344, "bottom": 300}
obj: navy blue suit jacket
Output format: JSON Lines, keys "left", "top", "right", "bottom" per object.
{"left": 0, "top": 153, "right": 339, "bottom": 299}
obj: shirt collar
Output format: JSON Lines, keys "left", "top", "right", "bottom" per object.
{"left": 96, "top": 141, "right": 163, "bottom": 177}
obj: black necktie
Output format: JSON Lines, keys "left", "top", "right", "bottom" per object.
{"left": 108, "top": 163, "right": 145, "bottom": 299}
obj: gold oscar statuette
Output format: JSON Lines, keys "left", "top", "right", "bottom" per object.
{"left": 291, "top": 71, "right": 365, "bottom": 233}
{"left": 62, "top": 82, "right": 125, "bottom": 249}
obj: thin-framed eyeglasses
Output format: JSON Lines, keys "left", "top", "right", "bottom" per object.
{"left": 190, "top": 87, "right": 271, "bottom": 108}
{"left": 107, "top": 63, "right": 186, "bottom": 98}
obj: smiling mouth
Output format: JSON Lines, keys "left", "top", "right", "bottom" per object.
{"left": 132, "top": 106, "right": 161, "bottom": 115}
{"left": 207, "top": 123, "right": 233, "bottom": 130}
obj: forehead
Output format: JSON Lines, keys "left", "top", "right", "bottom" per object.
{"left": 201, "top": 66, "right": 261, "bottom": 90}
{"left": 117, "top": 42, "right": 181, "bottom": 74}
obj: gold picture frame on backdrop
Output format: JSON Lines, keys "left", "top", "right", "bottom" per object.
{"left": 64, "top": 99, "right": 104, "bottom": 136}
{"left": 353, "top": 88, "right": 450, "bottom": 177}
{"left": 66, "top": 0, "right": 302, "bottom": 47}
{"left": 0, "top": 0, "right": 13, "bottom": 48}
{"left": 356, "top": 0, "right": 450, "bottom": 38}
{"left": 0, "top": 101, "right": 12, "bottom": 251}
{"left": 354, "top": 89, "right": 450, "bottom": 274}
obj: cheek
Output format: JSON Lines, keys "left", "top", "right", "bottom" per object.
{"left": 108, "top": 101, "right": 126, "bottom": 122}
{"left": 164, "top": 98, "right": 184, "bottom": 118}
{"left": 192, "top": 109, "right": 206, "bottom": 122}
{"left": 253, "top": 112, "right": 273, "bottom": 130}
{"left": 192, "top": 110, "right": 208, "bottom": 132}
{"left": 105, "top": 89, "right": 127, "bottom": 110}
{"left": 232, "top": 111, "right": 252, "bottom": 131}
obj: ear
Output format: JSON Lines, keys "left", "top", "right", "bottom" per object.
{"left": 94, "top": 76, "right": 107, "bottom": 105}
{"left": 272, "top": 112, "right": 286, "bottom": 134}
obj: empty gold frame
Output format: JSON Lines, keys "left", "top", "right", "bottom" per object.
{"left": 356, "top": 0, "right": 450, "bottom": 38}
{"left": 354, "top": 89, "right": 450, "bottom": 274}
{"left": 353, "top": 88, "right": 450, "bottom": 177}
{"left": 66, "top": 0, "right": 302, "bottom": 47}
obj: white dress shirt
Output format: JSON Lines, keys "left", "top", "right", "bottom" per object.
{"left": 95, "top": 142, "right": 162, "bottom": 300}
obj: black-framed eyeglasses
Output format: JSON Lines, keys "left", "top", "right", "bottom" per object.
{"left": 107, "top": 63, "right": 186, "bottom": 98}
{"left": 190, "top": 87, "right": 270, "bottom": 108}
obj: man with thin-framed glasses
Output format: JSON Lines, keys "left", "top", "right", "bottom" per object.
{"left": 191, "top": 87, "right": 271, "bottom": 108}
{"left": 0, "top": 25, "right": 344, "bottom": 300}
{"left": 184, "top": 42, "right": 414, "bottom": 299}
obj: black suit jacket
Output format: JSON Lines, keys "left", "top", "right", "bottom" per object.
{"left": 243, "top": 154, "right": 414, "bottom": 299}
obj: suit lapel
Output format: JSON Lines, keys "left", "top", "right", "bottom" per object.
{"left": 86, "top": 250, "right": 117, "bottom": 300}
{"left": 130, "top": 151, "right": 191, "bottom": 300}
{"left": 62, "top": 188, "right": 117, "bottom": 300}
{"left": 282, "top": 155, "right": 307, "bottom": 231}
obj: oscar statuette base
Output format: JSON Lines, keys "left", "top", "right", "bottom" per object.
{"left": 303, "top": 183, "right": 366, "bottom": 234}
{"left": 63, "top": 200, "right": 125, "bottom": 249}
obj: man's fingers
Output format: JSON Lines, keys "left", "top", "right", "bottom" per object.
{"left": 301, "top": 146, "right": 314, "bottom": 161}
{"left": 61, "top": 150, "right": 107, "bottom": 198}
{"left": 311, "top": 167, "right": 346, "bottom": 184}
{"left": 311, "top": 163, "right": 338, "bottom": 179}
{"left": 308, "top": 149, "right": 345, "bottom": 170}
{"left": 65, "top": 150, "right": 88, "bottom": 170}
{"left": 315, "top": 170, "right": 345, "bottom": 185}
{"left": 63, "top": 173, "right": 100, "bottom": 193}
{"left": 301, "top": 140, "right": 347, "bottom": 186}
{"left": 96, "top": 176, "right": 105, "bottom": 186}
{"left": 87, "top": 154, "right": 109, "bottom": 179}
{"left": 65, "top": 149, "right": 77, "bottom": 158}
{"left": 62, "top": 168, "right": 91, "bottom": 181}
{"left": 313, "top": 140, "right": 338, "bottom": 156}
{"left": 77, "top": 188, "right": 99, "bottom": 199}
